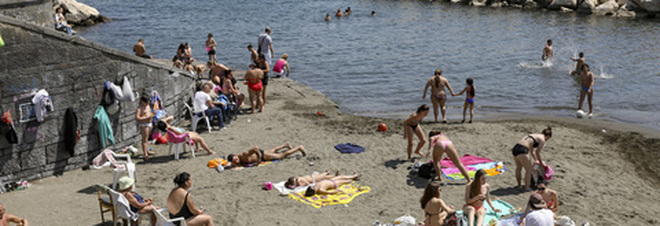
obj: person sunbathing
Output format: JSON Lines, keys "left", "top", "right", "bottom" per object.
{"left": 463, "top": 169, "right": 500, "bottom": 226}
{"left": 118, "top": 177, "right": 159, "bottom": 226}
{"left": 156, "top": 120, "right": 216, "bottom": 155}
{"left": 304, "top": 172, "right": 360, "bottom": 196}
{"left": 0, "top": 203, "right": 29, "bottom": 226}
{"left": 227, "top": 142, "right": 306, "bottom": 167}
{"left": 284, "top": 170, "right": 337, "bottom": 189}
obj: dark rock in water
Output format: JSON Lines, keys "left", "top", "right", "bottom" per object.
{"left": 631, "top": 0, "right": 660, "bottom": 14}
{"left": 523, "top": 0, "right": 539, "bottom": 9}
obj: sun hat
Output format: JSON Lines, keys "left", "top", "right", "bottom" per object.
{"left": 529, "top": 193, "right": 547, "bottom": 209}
{"left": 118, "top": 176, "right": 135, "bottom": 190}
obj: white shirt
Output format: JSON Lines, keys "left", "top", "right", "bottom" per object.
{"left": 193, "top": 91, "right": 211, "bottom": 113}
{"left": 258, "top": 33, "right": 272, "bottom": 55}
{"left": 524, "top": 209, "right": 554, "bottom": 226}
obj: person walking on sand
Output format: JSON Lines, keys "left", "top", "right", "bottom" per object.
{"left": 135, "top": 95, "right": 153, "bottom": 160}
{"left": 463, "top": 169, "right": 501, "bottom": 226}
{"left": 226, "top": 142, "right": 307, "bottom": 167}
{"left": 578, "top": 64, "right": 594, "bottom": 117}
{"left": 272, "top": 53, "right": 290, "bottom": 78}
{"left": 206, "top": 33, "right": 217, "bottom": 62}
{"left": 403, "top": 104, "right": 430, "bottom": 161}
{"left": 454, "top": 78, "right": 476, "bottom": 123}
{"left": 427, "top": 131, "right": 471, "bottom": 183}
{"left": 257, "top": 27, "right": 274, "bottom": 65}
{"left": 423, "top": 69, "right": 456, "bottom": 123}
{"left": 133, "top": 39, "right": 153, "bottom": 59}
{"left": 570, "top": 52, "right": 585, "bottom": 77}
{"left": 420, "top": 181, "right": 456, "bottom": 226}
{"left": 511, "top": 127, "right": 552, "bottom": 191}
{"left": 304, "top": 172, "right": 360, "bottom": 197}
{"left": 0, "top": 203, "right": 29, "bottom": 226}
{"left": 167, "top": 173, "right": 214, "bottom": 226}
{"left": 542, "top": 39, "right": 553, "bottom": 62}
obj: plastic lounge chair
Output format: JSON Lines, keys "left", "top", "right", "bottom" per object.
{"left": 109, "top": 189, "right": 152, "bottom": 226}
{"left": 167, "top": 129, "right": 195, "bottom": 160}
{"left": 110, "top": 152, "right": 136, "bottom": 191}
{"left": 95, "top": 184, "right": 117, "bottom": 225}
{"left": 184, "top": 103, "right": 211, "bottom": 133}
{"left": 153, "top": 205, "right": 187, "bottom": 226}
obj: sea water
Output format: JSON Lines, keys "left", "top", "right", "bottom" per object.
{"left": 78, "top": 0, "right": 660, "bottom": 130}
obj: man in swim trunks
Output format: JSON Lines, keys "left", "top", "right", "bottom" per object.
{"left": 206, "top": 33, "right": 217, "bottom": 62}
{"left": 133, "top": 39, "right": 152, "bottom": 59}
{"left": 0, "top": 203, "right": 29, "bottom": 226}
{"left": 542, "top": 39, "right": 553, "bottom": 62}
{"left": 578, "top": 64, "right": 594, "bottom": 117}
{"left": 226, "top": 142, "right": 306, "bottom": 167}
{"left": 570, "top": 52, "right": 585, "bottom": 77}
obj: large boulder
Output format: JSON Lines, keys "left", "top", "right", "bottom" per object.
{"left": 577, "top": 0, "right": 598, "bottom": 13}
{"left": 548, "top": 0, "right": 578, "bottom": 9}
{"left": 631, "top": 0, "right": 660, "bottom": 14}
{"left": 53, "top": 0, "right": 109, "bottom": 26}
{"left": 595, "top": 0, "right": 621, "bottom": 14}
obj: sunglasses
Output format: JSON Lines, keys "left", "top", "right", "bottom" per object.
{"left": 537, "top": 187, "right": 546, "bottom": 191}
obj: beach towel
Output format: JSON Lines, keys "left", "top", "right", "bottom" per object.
{"left": 229, "top": 159, "right": 282, "bottom": 170}
{"left": 273, "top": 181, "right": 310, "bottom": 195}
{"left": 441, "top": 161, "right": 506, "bottom": 181}
{"left": 288, "top": 182, "right": 370, "bottom": 209}
{"left": 440, "top": 154, "right": 493, "bottom": 167}
{"left": 498, "top": 213, "right": 524, "bottom": 226}
{"left": 456, "top": 199, "right": 517, "bottom": 226}
{"left": 334, "top": 143, "right": 365, "bottom": 154}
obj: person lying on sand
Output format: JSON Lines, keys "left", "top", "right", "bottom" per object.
{"left": 227, "top": 142, "right": 306, "bottom": 167}
{"left": 304, "top": 172, "right": 360, "bottom": 196}
{"left": 285, "top": 170, "right": 338, "bottom": 189}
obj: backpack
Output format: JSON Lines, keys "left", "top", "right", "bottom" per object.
{"left": 417, "top": 162, "right": 436, "bottom": 179}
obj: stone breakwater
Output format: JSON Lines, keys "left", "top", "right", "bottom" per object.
{"left": 52, "top": 0, "right": 110, "bottom": 26}
{"left": 430, "top": 0, "right": 659, "bottom": 18}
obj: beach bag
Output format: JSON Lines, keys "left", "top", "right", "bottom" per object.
{"left": 417, "top": 162, "right": 436, "bottom": 179}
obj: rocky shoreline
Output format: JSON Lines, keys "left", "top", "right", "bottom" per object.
{"left": 53, "top": 0, "right": 110, "bottom": 26}
{"left": 431, "top": 0, "right": 658, "bottom": 18}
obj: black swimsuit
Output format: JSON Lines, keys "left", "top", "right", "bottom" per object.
{"left": 512, "top": 135, "right": 538, "bottom": 156}
{"left": 170, "top": 192, "right": 194, "bottom": 226}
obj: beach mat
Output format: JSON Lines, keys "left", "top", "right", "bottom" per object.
{"left": 440, "top": 154, "right": 493, "bottom": 167}
{"left": 230, "top": 159, "right": 282, "bottom": 170}
{"left": 441, "top": 161, "right": 507, "bottom": 181}
{"left": 288, "top": 182, "right": 370, "bottom": 209}
{"left": 456, "top": 199, "right": 517, "bottom": 226}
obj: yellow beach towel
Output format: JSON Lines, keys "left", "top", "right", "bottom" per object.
{"left": 288, "top": 182, "right": 370, "bottom": 209}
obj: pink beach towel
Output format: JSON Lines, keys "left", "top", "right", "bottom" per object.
{"left": 440, "top": 154, "right": 493, "bottom": 168}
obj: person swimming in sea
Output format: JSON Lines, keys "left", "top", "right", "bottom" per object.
{"left": 453, "top": 78, "right": 476, "bottom": 123}
{"left": 542, "top": 39, "right": 553, "bottom": 62}
{"left": 570, "top": 52, "right": 585, "bottom": 77}
{"left": 325, "top": 13, "right": 331, "bottom": 21}
{"left": 403, "top": 104, "right": 430, "bottom": 161}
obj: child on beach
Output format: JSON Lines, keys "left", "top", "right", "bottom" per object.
{"left": 454, "top": 78, "right": 476, "bottom": 123}
{"left": 206, "top": 33, "right": 217, "bottom": 62}
{"left": 570, "top": 52, "right": 585, "bottom": 77}
{"left": 135, "top": 96, "right": 153, "bottom": 160}
{"left": 403, "top": 104, "right": 430, "bottom": 161}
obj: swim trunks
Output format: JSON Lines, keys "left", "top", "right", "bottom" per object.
{"left": 466, "top": 98, "right": 474, "bottom": 104}
{"left": 208, "top": 49, "right": 216, "bottom": 55}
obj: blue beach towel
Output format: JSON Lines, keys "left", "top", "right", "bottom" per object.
{"left": 334, "top": 143, "right": 365, "bottom": 154}
{"left": 456, "top": 199, "right": 517, "bottom": 226}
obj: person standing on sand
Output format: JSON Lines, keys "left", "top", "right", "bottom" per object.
{"left": 403, "top": 104, "right": 430, "bottom": 161}
{"left": 420, "top": 181, "right": 456, "bottom": 226}
{"left": 511, "top": 127, "right": 552, "bottom": 191}
{"left": 454, "top": 78, "right": 476, "bottom": 123}
{"left": 247, "top": 44, "right": 258, "bottom": 66}
{"left": 423, "top": 69, "right": 456, "bottom": 123}
{"left": 570, "top": 52, "right": 585, "bottom": 77}
{"left": 257, "top": 27, "right": 274, "bottom": 65}
{"left": 578, "top": 64, "right": 594, "bottom": 117}
{"left": 250, "top": 54, "right": 270, "bottom": 108}
{"left": 133, "top": 39, "right": 152, "bottom": 59}
{"left": 0, "top": 203, "right": 29, "bottom": 226}
{"left": 206, "top": 33, "right": 217, "bottom": 62}
{"left": 244, "top": 68, "right": 263, "bottom": 113}
{"left": 135, "top": 96, "right": 153, "bottom": 160}
{"left": 542, "top": 40, "right": 553, "bottom": 62}
{"left": 427, "top": 131, "right": 471, "bottom": 183}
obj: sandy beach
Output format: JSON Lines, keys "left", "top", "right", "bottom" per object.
{"left": 1, "top": 73, "right": 659, "bottom": 226}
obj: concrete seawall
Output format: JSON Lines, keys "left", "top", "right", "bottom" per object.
{"left": 0, "top": 14, "right": 196, "bottom": 182}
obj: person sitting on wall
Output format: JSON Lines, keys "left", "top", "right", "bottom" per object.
{"left": 54, "top": 6, "right": 75, "bottom": 35}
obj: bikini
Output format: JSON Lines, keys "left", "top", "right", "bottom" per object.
{"left": 432, "top": 134, "right": 452, "bottom": 150}
{"left": 466, "top": 87, "right": 475, "bottom": 104}
{"left": 408, "top": 119, "right": 420, "bottom": 130}
{"left": 170, "top": 192, "right": 194, "bottom": 226}
{"left": 582, "top": 86, "right": 592, "bottom": 92}
{"left": 512, "top": 135, "right": 539, "bottom": 156}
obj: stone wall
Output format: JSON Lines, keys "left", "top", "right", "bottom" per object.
{"left": 0, "top": 0, "right": 53, "bottom": 28}
{"left": 0, "top": 15, "right": 196, "bottom": 181}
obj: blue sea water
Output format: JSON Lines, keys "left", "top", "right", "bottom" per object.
{"left": 77, "top": 0, "right": 660, "bottom": 129}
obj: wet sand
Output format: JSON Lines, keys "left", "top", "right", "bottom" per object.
{"left": 1, "top": 73, "right": 659, "bottom": 225}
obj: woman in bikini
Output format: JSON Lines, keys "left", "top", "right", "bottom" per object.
{"left": 403, "top": 104, "right": 430, "bottom": 161}
{"left": 284, "top": 170, "right": 337, "bottom": 189}
{"left": 244, "top": 68, "right": 264, "bottom": 113}
{"left": 136, "top": 96, "right": 153, "bottom": 160}
{"left": 423, "top": 69, "right": 456, "bottom": 123}
{"left": 427, "top": 131, "right": 471, "bottom": 183}
{"left": 304, "top": 172, "right": 360, "bottom": 197}
{"left": 463, "top": 169, "right": 500, "bottom": 226}
{"left": 167, "top": 172, "right": 214, "bottom": 226}
{"left": 512, "top": 127, "right": 552, "bottom": 190}
{"left": 454, "top": 78, "right": 476, "bottom": 123}
{"left": 420, "top": 181, "right": 455, "bottom": 226}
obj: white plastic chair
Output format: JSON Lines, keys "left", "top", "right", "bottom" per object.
{"left": 153, "top": 206, "right": 187, "bottom": 226}
{"left": 167, "top": 129, "right": 196, "bottom": 160}
{"left": 111, "top": 152, "right": 136, "bottom": 191}
{"left": 184, "top": 103, "right": 211, "bottom": 133}
{"left": 109, "top": 189, "right": 152, "bottom": 226}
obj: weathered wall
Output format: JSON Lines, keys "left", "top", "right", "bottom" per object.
{"left": 0, "top": 0, "right": 53, "bottom": 28}
{"left": 0, "top": 15, "right": 196, "bottom": 181}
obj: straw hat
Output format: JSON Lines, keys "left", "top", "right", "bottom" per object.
{"left": 529, "top": 193, "right": 547, "bottom": 209}
{"left": 118, "top": 176, "right": 135, "bottom": 190}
